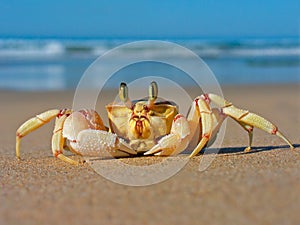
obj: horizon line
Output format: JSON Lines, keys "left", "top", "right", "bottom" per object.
{"left": 0, "top": 34, "right": 299, "bottom": 40}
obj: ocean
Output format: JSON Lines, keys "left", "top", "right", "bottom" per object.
{"left": 0, "top": 37, "right": 299, "bottom": 91}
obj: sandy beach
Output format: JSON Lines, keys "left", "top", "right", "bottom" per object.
{"left": 0, "top": 84, "right": 299, "bottom": 225}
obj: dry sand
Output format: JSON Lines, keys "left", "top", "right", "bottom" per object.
{"left": 0, "top": 84, "right": 299, "bottom": 225}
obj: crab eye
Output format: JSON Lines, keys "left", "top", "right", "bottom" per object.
{"left": 143, "top": 105, "right": 149, "bottom": 111}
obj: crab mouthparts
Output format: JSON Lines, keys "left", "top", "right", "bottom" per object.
{"left": 136, "top": 120, "right": 143, "bottom": 135}
{"left": 130, "top": 116, "right": 151, "bottom": 139}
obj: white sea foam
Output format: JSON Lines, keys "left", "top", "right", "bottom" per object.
{"left": 225, "top": 47, "right": 300, "bottom": 57}
{"left": 0, "top": 40, "right": 64, "bottom": 57}
{"left": 0, "top": 37, "right": 299, "bottom": 59}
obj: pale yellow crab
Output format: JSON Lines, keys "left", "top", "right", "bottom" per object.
{"left": 16, "top": 81, "right": 294, "bottom": 165}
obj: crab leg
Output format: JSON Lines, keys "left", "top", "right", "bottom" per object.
{"left": 188, "top": 97, "right": 214, "bottom": 158}
{"left": 206, "top": 93, "right": 294, "bottom": 150}
{"left": 16, "top": 109, "right": 79, "bottom": 164}
{"left": 207, "top": 108, "right": 227, "bottom": 146}
{"left": 235, "top": 121, "right": 254, "bottom": 152}
{"left": 52, "top": 112, "right": 79, "bottom": 165}
{"left": 16, "top": 109, "right": 71, "bottom": 159}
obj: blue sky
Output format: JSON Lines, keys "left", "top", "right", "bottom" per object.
{"left": 0, "top": 0, "right": 299, "bottom": 38}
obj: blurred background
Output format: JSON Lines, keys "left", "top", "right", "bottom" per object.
{"left": 0, "top": 0, "right": 299, "bottom": 91}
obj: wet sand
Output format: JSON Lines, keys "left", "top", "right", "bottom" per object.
{"left": 0, "top": 84, "right": 299, "bottom": 225}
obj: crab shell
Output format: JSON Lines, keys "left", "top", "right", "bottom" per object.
{"left": 106, "top": 98, "right": 178, "bottom": 153}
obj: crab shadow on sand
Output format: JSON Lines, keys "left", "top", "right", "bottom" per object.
{"left": 87, "top": 144, "right": 300, "bottom": 161}
{"left": 40, "top": 144, "right": 299, "bottom": 162}
{"left": 192, "top": 143, "right": 300, "bottom": 156}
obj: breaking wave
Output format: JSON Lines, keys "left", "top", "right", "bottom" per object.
{"left": 0, "top": 37, "right": 299, "bottom": 58}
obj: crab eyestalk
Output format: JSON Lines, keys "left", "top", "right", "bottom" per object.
{"left": 148, "top": 81, "right": 158, "bottom": 108}
{"left": 119, "top": 82, "right": 132, "bottom": 109}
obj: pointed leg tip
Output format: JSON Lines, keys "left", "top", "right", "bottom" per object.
{"left": 16, "top": 152, "right": 21, "bottom": 159}
{"left": 189, "top": 152, "right": 198, "bottom": 158}
{"left": 70, "top": 159, "right": 80, "bottom": 166}
{"left": 144, "top": 146, "right": 162, "bottom": 156}
{"left": 244, "top": 146, "right": 251, "bottom": 152}
{"left": 79, "top": 159, "right": 86, "bottom": 165}
{"left": 144, "top": 150, "right": 154, "bottom": 156}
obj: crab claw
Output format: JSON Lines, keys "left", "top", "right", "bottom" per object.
{"left": 63, "top": 112, "right": 90, "bottom": 141}
{"left": 144, "top": 114, "right": 190, "bottom": 156}
{"left": 69, "top": 129, "right": 136, "bottom": 158}
{"left": 63, "top": 109, "right": 107, "bottom": 141}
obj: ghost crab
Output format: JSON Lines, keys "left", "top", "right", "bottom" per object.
{"left": 16, "top": 81, "right": 294, "bottom": 165}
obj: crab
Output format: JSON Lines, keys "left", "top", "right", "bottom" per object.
{"left": 16, "top": 81, "right": 294, "bottom": 165}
